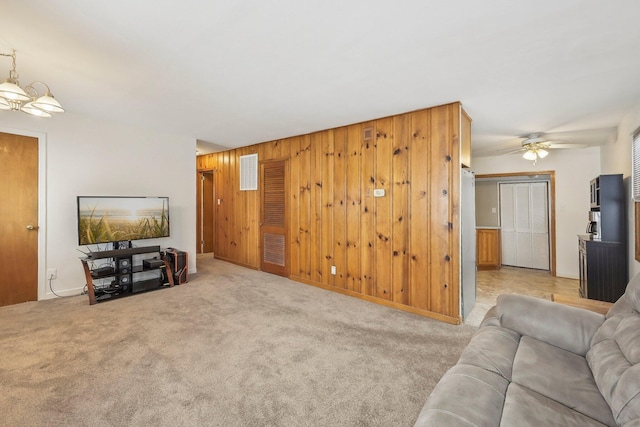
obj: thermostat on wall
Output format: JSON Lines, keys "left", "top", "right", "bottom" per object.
{"left": 373, "top": 189, "right": 385, "bottom": 197}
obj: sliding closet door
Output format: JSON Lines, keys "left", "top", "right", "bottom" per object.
{"left": 500, "top": 182, "right": 549, "bottom": 270}
{"left": 530, "top": 182, "right": 550, "bottom": 270}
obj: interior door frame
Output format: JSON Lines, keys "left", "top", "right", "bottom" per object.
{"left": 1, "top": 126, "right": 47, "bottom": 300}
{"left": 477, "top": 171, "right": 556, "bottom": 276}
{"left": 196, "top": 168, "right": 215, "bottom": 254}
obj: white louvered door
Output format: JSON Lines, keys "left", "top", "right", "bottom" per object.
{"left": 500, "top": 182, "right": 549, "bottom": 270}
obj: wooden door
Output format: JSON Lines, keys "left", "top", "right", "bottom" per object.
{"left": 0, "top": 132, "right": 39, "bottom": 306}
{"left": 196, "top": 171, "right": 215, "bottom": 253}
{"left": 260, "top": 160, "right": 288, "bottom": 276}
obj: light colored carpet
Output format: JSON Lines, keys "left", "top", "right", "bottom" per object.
{"left": 0, "top": 255, "right": 475, "bottom": 426}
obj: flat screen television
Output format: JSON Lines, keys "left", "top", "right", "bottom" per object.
{"left": 77, "top": 196, "right": 170, "bottom": 246}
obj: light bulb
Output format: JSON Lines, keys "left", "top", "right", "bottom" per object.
{"left": 523, "top": 150, "right": 537, "bottom": 161}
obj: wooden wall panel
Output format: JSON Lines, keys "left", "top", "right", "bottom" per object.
{"left": 289, "top": 137, "right": 301, "bottom": 280}
{"left": 229, "top": 151, "right": 239, "bottom": 262}
{"left": 321, "top": 131, "right": 334, "bottom": 285}
{"left": 347, "top": 124, "right": 363, "bottom": 293}
{"left": 298, "top": 135, "right": 312, "bottom": 279}
{"left": 374, "top": 118, "right": 393, "bottom": 300}
{"left": 392, "top": 114, "right": 410, "bottom": 305}
{"left": 449, "top": 105, "right": 462, "bottom": 318}
{"left": 333, "top": 128, "right": 347, "bottom": 289}
{"left": 196, "top": 102, "right": 466, "bottom": 323}
{"left": 359, "top": 123, "right": 373, "bottom": 295}
{"left": 428, "top": 106, "right": 451, "bottom": 315}
{"left": 310, "top": 133, "right": 322, "bottom": 283}
{"left": 220, "top": 151, "right": 231, "bottom": 260}
{"left": 409, "top": 110, "right": 431, "bottom": 310}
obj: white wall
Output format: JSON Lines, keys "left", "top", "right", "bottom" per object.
{"left": 0, "top": 112, "right": 196, "bottom": 300}
{"left": 600, "top": 99, "right": 640, "bottom": 279}
{"left": 472, "top": 146, "right": 601, "bottom": 278}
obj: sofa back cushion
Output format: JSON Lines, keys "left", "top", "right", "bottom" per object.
{"left": 608, "top": 272, "right": 640, "bottom": 319}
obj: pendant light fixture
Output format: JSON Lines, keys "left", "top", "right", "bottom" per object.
{"left": 0, "top": 50, "right": 64, "bottom": 117}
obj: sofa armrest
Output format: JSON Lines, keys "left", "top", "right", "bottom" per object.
{"left": 496, "top": 294, "right": 605, "bottom": 355}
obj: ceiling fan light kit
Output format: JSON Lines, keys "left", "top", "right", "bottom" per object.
{"left": 522, "top": 145, "right": 549, "bottom": 163}
{"left": 0, "top": 50, "right": 64, "bottom": 118}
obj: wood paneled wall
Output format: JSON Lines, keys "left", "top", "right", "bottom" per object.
{"left": 197, "top": 102, "right": 468, "bottom": 324}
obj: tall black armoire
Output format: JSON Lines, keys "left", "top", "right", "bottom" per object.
{"left": 578, "top": 174, "right": 627, "bottom": 302}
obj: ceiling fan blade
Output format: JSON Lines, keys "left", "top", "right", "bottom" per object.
{"left": 546, "top": 143, "right": 587, "bottom": 149}
{"left": 499, "top": 147, "right": 526, "bottom": 156}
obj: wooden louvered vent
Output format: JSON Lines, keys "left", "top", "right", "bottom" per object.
{"left": 263, "top": 233, "right": 285, "bottom": 266}
{"left": 261, "top": 161, "right": 287, "bottom": 275}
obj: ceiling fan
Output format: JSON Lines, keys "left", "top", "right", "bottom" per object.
{"left": 504, "top": 133, "right": 586, "bottom": 163}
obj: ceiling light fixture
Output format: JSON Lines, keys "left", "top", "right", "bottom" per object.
{"left": 0, "top": 50, "right": 64, "bottom": 118}
{"left": 522, "top": 146, "right": 548, "bottom": 164}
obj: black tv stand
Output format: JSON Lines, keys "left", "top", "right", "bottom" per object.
{"left": 81, "top": 245, "right": 174, "bottom": 305}
{"left": 86, "top": 245, "right": 161, "bottom": 260}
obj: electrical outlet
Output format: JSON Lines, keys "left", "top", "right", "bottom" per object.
{"left": 331, "top": 266, "right": 336, "bottom": 275}
{"left": 47, "top": 269, "right": 57, "bottom": 279}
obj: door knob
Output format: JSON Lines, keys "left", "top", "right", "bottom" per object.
{"left": 26, "top": 225, "right": 38, "bottom": 230}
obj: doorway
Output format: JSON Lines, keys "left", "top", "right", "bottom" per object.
{"left": 196, "top": 170, "right": 215, "bottom": 254}
{"left": 0, "top": 132, "right": 39, "bottom": 306}
{"left": 499, "top": 181, "right": 550, "bottom": 270}
{"left": 476, "top": 171, "right": 556, "bottom": 275}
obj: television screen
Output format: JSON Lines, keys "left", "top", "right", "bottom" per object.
{"left": 77, "top": 196, "right": 170, "bottom": 246}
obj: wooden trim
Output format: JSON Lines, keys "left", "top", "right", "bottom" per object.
{"left": 476, "top": 171, "right": 557, "bottom": 276}
{"left": 290, "top": 275, "right": 461, "bottom": 325}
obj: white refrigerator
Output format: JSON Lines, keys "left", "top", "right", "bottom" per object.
{"left": 461, "top": 168, "right": 477, "bottom": 320}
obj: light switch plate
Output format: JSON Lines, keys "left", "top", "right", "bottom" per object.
{"left": 374, "top": 189, "right": 385, "bottom": 197}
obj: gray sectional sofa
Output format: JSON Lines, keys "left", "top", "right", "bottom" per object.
{"left": 415, "top": 273, "right": 640, "bottom": 426}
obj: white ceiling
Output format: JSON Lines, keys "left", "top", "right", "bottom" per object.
{"left": 1, "top": 0, "right": 639, "bottom": 156}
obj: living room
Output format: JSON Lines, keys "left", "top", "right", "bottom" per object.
{"left": 1, "top": 1, "right": 640, "bottom": 425}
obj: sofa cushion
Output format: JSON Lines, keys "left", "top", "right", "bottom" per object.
{"left": 501, "top": 383, "right": 610, "bottom": 427}
{"left": 496, "top": 294, "right": 605, "bottom": 355}
{"left": 623, "top": 272, "right": 640, "bottom": 313}
{"left": 512, "top": 336, "right": 616, "bottom": 426}
{"left": 616, "top": 315, "right": 640, "bottom": 365}
{"left": 456, "top": 326, "right": 520, "bottom": 380}
{"left": 607, "top": 273, "right": 640, "bottom": 319}
{"left": 414, "top": 364, "right": 509, "bottom": 427}
{"left": 588, "top": 313, "right": 640, "bottom": 425}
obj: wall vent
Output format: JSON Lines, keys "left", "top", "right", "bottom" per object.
{"left": 240, "top": 153, "right": 258, "bottom": 191}
{"left": 363, "top": 126, "right": 374, "bottom": 140}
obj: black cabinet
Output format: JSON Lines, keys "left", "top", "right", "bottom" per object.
{"left": 579, "top": 174, "right": 627, "bottom": 302}
{"left": 579, "top": 237, "right": 626, "bottom": 302}
{"left": 590, "top": 174, "right": 626, "bottom": 242}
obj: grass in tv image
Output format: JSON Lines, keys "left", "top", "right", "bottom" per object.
{"left": 78, "top": 197, "right": 169, "bottom": 245}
